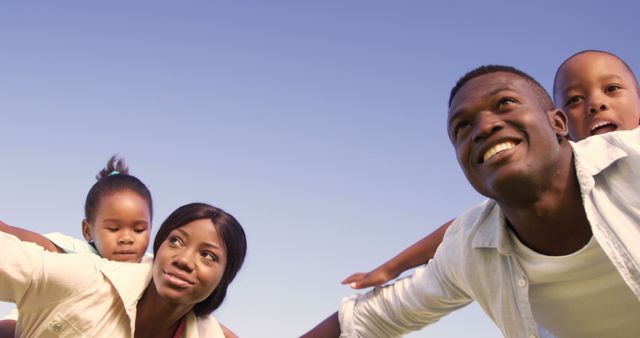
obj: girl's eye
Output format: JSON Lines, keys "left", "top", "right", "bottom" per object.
{"left": 134, "top": 228, "right": 147, "bottom": 234}
{"left": 201, "top": 251, "right": 218, "bottom": 262}
{"left": 168, "top": 236, "right": 183, "bottom": 247}
{"left": 107, "top": 228, "right": 118, "bottom": 232}
{"left": 564, "top": 95, "right": 583, "bottom": 107}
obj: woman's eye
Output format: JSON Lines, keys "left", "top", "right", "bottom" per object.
{"left": 564, "top": 95, "right": 582, "bottom": 107}
{"left": 168, "top": 236, "right": 183, "bottom": 247}
{"left": 201, "top": 251, "right": 218, "bottom": 262}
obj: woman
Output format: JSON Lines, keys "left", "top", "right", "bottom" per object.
{"left": 0, "top": 202, "right": 246, "bottom": 337}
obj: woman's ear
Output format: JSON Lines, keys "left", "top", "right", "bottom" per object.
{"left": 82, "top": 219, "right": 93, "bottom": 242}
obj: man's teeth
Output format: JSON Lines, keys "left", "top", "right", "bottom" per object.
{"left": 483, "top": 141, "right": 517, "bottom": 162}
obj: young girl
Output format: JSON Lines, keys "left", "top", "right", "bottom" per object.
{"left": 0, "top": 155, "right": 153, "bottom": 335}
{"left": 0, "top": 202, "right": 246, "bottom": 337}
{"left": 342, "top": 49, "right": 640, "bottom": 289}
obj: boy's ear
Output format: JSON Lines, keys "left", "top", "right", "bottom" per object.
{"left": 549, "top": 109, "right": 569, "bottom": 139}
{"left": 82, "top": 219, "right": 93, "bottom": 241}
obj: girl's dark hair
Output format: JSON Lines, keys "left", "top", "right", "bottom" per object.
{"left": 84, "top": 155, "right": 153, "bottom": 223}
{"left": 153, "top": 202, "right": 247, "bottom": 316}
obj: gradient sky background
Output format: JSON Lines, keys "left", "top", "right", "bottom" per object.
{"left": 1, "top": 1, "right": 639, "bottom": 337}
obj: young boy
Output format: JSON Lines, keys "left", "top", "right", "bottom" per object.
{"left": 342, "top": 49, "right": 640, "bottom": 289}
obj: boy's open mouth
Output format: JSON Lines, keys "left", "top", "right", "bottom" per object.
{"left": 590, "top": 122, "right": 617, "bottom": 135}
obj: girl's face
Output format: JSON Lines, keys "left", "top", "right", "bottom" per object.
{"left": 554, "top": 51, "right": 640, "bottom": 141}
{"left": 82, "top": 190, "right": 151, "bottom": 262}
{"left": 152, "top": 219, "right": 227, "bottom": 306}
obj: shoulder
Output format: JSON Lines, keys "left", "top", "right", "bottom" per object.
{"left": 189, "top": 312, "right": 226, "bottom": 338}
{"left": 445, "top": 199, "right": 499, "bottom": 243}
{"left": 98, "top": 259, "right": 152, "bottom": 309}
{"left": 571, "top": 128, "right": 640, "bottom": 185}
{"left": 44, "top": 232, "right": 98, "bottom": 255}
{"left": 435, "top": 199, "right": 502, "bottom": 267}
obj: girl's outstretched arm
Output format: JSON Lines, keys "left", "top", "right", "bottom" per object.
{"left": 341, "top": 219, "right": 453, "bottom": 289}
{"left": 0, "top": 220, "right": 64, "bottom": 253}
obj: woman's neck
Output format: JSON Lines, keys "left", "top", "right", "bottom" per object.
{"left": 134, "top": 283, "right": 193, "bottom": 338}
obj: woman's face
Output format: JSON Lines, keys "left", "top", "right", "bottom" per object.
{"left": 152, "top": 218, "right": 227, "bottom": 306}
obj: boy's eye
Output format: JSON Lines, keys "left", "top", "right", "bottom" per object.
{"left": 134, "top": 228, "right": 147, "bottom": 234}
{"left": 564, "top": 95, "right": 583, "bottom": 107}
{"left": 106, "top": 228, "right": 119, "bottom": 232}
{"left": 605, "top": 84, "right": 621, "bottom": 93}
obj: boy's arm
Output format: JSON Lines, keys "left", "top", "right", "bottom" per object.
{"left": 342, "top": 219, "right": 453, "bottom": 289}
{"left": 300, "top": 312, "right": 340, "bottom": 338}
{"left": 0, "top": 220, "right": 64, "bottom": 253}
{"left": 0, "top": 320, "right": 16, "bottom": 338}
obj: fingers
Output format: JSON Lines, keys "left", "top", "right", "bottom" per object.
{"left": 341, "top": 272, "right": 366, "bottom": 285}
{"left": 341, "top": 272, "right": 380, "bottom": 289}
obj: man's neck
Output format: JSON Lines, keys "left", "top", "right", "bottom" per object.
{"left": 498, "top": 151, "right": 592, "bottom": 256}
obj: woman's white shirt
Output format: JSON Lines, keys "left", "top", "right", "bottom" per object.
{"left": 0, "top": 231, "right": 224, "bottom": 338}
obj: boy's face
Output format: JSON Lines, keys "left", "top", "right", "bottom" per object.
{"left": 448, "top": 72, "right": 567, "bottom": 199}
{"left": 554, "top": 51, "right": 640, "bottom": 141}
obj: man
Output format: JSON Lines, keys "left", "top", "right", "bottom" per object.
{"left": 303, "top": 65, "right": 640, "bottom": 337}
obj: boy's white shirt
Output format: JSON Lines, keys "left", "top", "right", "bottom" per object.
{"left": 0, "top": 232, "right": 222, "bottom": 337}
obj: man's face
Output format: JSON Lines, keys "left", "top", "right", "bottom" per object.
{"left": 447, "top": 72, "right": 567, "bottom": 199}
{"left": 554, "top": 51, "right": 640, "bottom": 141}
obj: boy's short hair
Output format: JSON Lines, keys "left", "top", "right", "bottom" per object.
{"left": 449, "top": 65, "right": 553, "bottom": 112}
{"left": 552, "top": 49, "right": 639, "bottom": 99}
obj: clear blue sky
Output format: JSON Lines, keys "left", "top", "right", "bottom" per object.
{"left": 1, "top": 1, "right": 639, "bottom": 337}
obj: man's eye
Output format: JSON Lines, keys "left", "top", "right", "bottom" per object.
{"left": 564, "top": 95, "right": 582, "bottom": 107}
{"left": 453, "top": 121, "right": 470, "bottom": 138}
{"left": 497, "top": 97, "right": 517, "bottom": 108}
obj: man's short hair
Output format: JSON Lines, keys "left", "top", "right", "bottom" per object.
{"left": 449, "top": 65, "right": 554, "bottom": 112}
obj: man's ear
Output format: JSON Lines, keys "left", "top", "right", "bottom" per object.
{"left": 82, "top": 219, "right": 93, "bottom": 241}
{"left": 549, "top": 109, "right": 569, "bottom": 139}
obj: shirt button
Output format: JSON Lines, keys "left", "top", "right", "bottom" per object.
{"left": 518, "top": 277, "right": 527, "bottom": 287}
{"left": 52, "top": 321, "right": 62, "bottom": 332}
